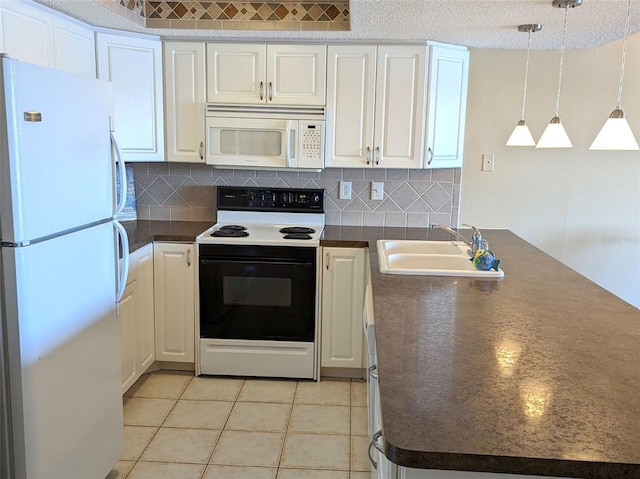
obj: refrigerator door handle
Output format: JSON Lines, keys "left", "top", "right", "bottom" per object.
{"left": 111, "top": 132, "right": 127, "bottom": 217}
{"left": 114, "top": 220, "right": 130, "bottom": 303}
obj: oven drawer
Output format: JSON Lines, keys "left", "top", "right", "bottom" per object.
{"left": 199, "top": 339, "right": 315, "bottom": 379}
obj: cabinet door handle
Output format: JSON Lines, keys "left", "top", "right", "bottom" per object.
{"left": 369, "top": 364, "right": 378, "bottom": 380}
{"left": 187, "top": 248, "right": 191, "bottom": 267}
{"left": 368, "top": 430, "right": 384, "bottom": 470}
{"left": 427, "top": 146, "right": 434, "bottom": 166}
{"left": 326, "top": 252, "right": 330, "bottom": 270}
{"left": 259, "top": 81, "right": 264, "bottom": 100}
{"left": 366, "top": 146, "right": 371, "bottom": 165}
{"left": 268, "top": 81, "right": 273, "bottom": 101}
{"left": 375, "top": 146, "right": 381, "bottom": 165}
{"left": 199, "top": 141, "right": 203, "bottom": 160}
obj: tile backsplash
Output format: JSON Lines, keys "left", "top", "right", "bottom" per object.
{"left": 131, "top": 163, "right": 461, "bottom": 228}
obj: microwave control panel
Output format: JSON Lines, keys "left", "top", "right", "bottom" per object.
{"left": 299, "top": 122, "right": 324, "bottom": 162}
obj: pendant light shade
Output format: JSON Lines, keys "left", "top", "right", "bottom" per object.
{"left": 506, "top": 24, "right": 542, "bottom": 147}
{"left": 507, "top": 120, "right": 536, "bottom": 146}
{"left": 536, "top": 0, "right": 581, "bottom": 149}
{"left": 590, "top": 0, "right": 639, "bottom": 151}
{"left": 537, "top": 116, "right": 572, "bottom": 148}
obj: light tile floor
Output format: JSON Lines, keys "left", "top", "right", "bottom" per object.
{"left": 108, "top": 371, "right": 371, "bottom": 479}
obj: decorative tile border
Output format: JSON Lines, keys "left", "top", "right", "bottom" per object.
{"left": 97, "top": 0, "right": 146, "bottom": 26}
{"left": 101, "top": 0, "right": 349, "bottom": 31}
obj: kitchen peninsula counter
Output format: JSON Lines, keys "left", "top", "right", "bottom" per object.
{"left": 321, "top": 226, "right": 640, "bottom": 478}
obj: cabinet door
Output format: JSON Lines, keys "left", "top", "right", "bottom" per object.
{"left": 120, "top": 243, "right": 155, "bottom": 393}
{"left": 97, "top": 33, "right": 165, "bottom": 162}
{"left": 325, "top": 45, "right": 376, "bottom": 168}
{"left": 52, "top": 16, "right": 95, "bottom": 78}
{"left": 164, "top": 41, "right": 205, "bottom": 163}
{"left": 321, "top": 248, "right": 365, "bottom": 369}
{"left": 136, "top": 244, "right": 155, "bottom": 371}
{"left": 119, "top": 274, "right": 139, "bottom": 393}
{"left": 267, "top": 44, "right": 326, "bottom": 105}
{"left": 425, "top": 45, "right": 469, "bottom": 169}
{"left": 154, "top": 243, "right": 195, "bottom": 363}
{"left": 206, "top": 43, "right": 265, "bottom": 104}
{"left": 0, "top": 1, "right": 55, "bottom": 68}
{"left": 373, "top": 46, "right": 428, "bottom": 169}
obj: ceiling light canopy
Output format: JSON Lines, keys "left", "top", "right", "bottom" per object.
{"left": 536, "top": 0, "right": 581, "bottom": 149}
{"left": 590, "top": 0, "right": 639, "bottom": 151}
{"left": 506, "top": 23, "right": 542, "bottom": 147}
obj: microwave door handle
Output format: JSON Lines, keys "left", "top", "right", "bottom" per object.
{"left": 286, "top": 120, "right": 296, "bottom": 168}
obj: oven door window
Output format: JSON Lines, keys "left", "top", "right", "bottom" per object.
{"left": 200, "top": 258, "right": 316, "bottom": 341}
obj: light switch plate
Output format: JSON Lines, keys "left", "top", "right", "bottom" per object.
{"left": 339, "top": 181, "right": 352, "bottom": 200}
{"left": 371, "top": 181, "right": 384, "bottom": 200}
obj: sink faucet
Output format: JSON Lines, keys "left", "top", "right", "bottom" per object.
{"left": 431, "top": 224, "right": 486, "bottom": 256}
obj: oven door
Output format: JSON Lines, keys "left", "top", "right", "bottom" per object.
{"left": 205, "top": 117, "right": 296, "bottom": 168}
{"left": 199, "top": 245, "right": 316, "bottom": 342}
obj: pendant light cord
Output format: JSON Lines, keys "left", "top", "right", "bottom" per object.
{"left": 520, "top": 29, "right": 532, "bottom": 121}
{"left": 554, "top": 5, "right": 569, "bottom": 116}
{"left": 616, "top": 0, "right": 632, "bottom": 109}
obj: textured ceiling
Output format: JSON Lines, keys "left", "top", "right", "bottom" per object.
{"left": 34, "top": 0, "right": 640, "bottom": 49}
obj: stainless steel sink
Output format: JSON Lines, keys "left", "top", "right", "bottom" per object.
{"left": 377, "top": 240, "right": 504, "bottom": 278}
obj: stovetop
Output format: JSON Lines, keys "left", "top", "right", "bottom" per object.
{"left": 196, "top": 186, "right": 325, "bottom": 247}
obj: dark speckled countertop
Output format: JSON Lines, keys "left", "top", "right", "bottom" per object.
{"left": 321, "top": 225, "right": 640, "bottom": 478}
{"left": 122, "top": 220, "right": 214, "bottom": 252}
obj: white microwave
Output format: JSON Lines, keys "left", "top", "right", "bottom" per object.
{"left": 205, "top": 104, "right": 325, "bottom": 170}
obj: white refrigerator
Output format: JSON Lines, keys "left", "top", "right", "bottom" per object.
{"left": 0, "top": 57, "right": 129, "bottom": 478}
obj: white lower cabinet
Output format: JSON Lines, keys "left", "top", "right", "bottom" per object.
{"left": 120, "top": 243, "right": 155, "bottom": 393}
{"left": 321, "top": 247, "right": 365, "bottom": 370}
{"left": 153, "top": 242, "right": 195, "bottom": 363}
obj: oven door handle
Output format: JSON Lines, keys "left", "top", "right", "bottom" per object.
{"left": 200, "top": 258, "right": 315, "bottom": 267}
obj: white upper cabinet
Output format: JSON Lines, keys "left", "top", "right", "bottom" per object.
{"left": 326, "top": 45, "right": 428, "bottom": 169}
{"left": 0, "top": 1, "right": 54, "bottom": 68}
{"left": 267, "top": 44, "right": 326, "bottom": 105}
{"left": 97, "top": 32, "right": 165, "bottom": 162}
{"left": 164, "top": 41, "right": 206, "bottom": 163}
{"left": 206, "top": 43, "right": 326, "bottom": 105}
{"left": 0, "top": 1, "right": 95, "bottom": 77}
{"left": 424, "top": 44, "right": 469, "bottom": 169}
{"left": 325, "top": 45, "right": 376, "bottom": 168}
{"left": 52, "top": 16, "right": 96, "bottom": 77}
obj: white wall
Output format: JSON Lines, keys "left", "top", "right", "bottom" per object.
{"left": 461, "top": 34, "right": 640, "bottom": 308}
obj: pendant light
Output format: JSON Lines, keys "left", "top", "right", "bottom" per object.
{"left": 536, "top": 0, "right": 581, "bottom": 149}
{"left": 506, "top": 24, "right": 542, "bottom": 147}
{"left": 590, "top": 0, "right": 639, "bottom": 151}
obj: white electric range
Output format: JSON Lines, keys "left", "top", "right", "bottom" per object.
{"left": 196, "top": 186, "right": 325, "bottom": 380}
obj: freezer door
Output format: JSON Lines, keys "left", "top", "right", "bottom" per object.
{"left": 2, "top": 221, "right": 122, "bottom": 478}
{"left": 0, "top": 58, "right": 114, "bottom": 244}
